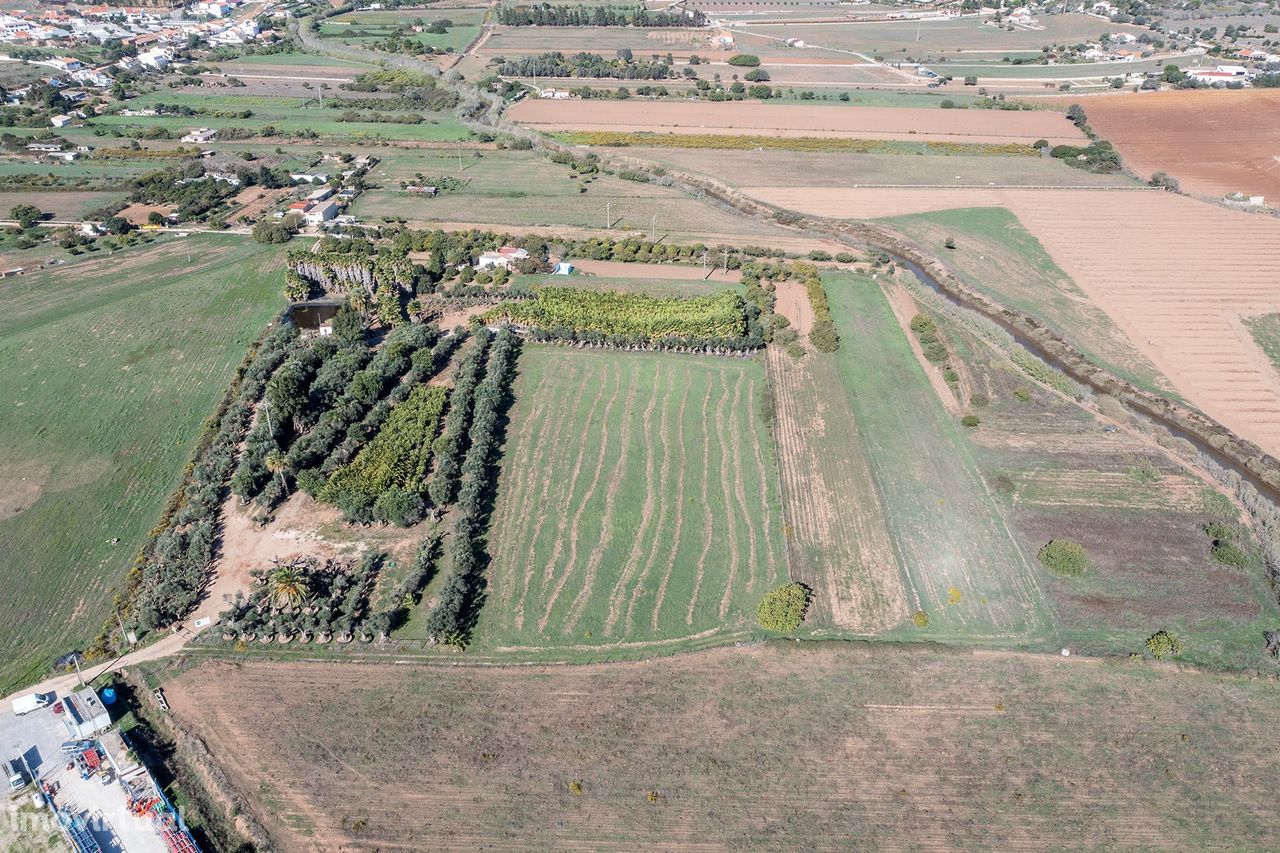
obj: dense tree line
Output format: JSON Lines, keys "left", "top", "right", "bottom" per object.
{"left": 495, "top": 3, "right": 704, "bottom": 27}
{"left": 286, "top": 248, "right": 417, "bottom": 327}
{"left": 496, "top": 51, "right": 676, "bottom": 79}
{"left": 424, "top": 328, "right": 520, "bottom": 643}
{"left": 426, "top": 330, "right": 490, "bottom": 506}
{"left": 131, "top": 323, "right": 299, "bottom": 631}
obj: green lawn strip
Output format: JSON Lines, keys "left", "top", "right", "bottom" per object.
{"left": 878, "top": 205, "right": 1172, "bottom": 397}
{"left": 472, "top": 346, "right": 786, "bottom": 649}
{"left": 0, "top": 237, "right": 281, "bottom": 692}
{"left": 822, "top": 272, "right": 1052, "bottom": 641}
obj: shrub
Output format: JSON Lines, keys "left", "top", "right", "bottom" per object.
{"left": 1037, "top": 539, "right": 1088, "bottom": 576}
{"left": 912, "top": 610, "right": 929, "bottom": 627}
{"left": 744, "top": 68, "right": 770, "bottom": 82}
{"left": 960, "top": 414, "right": 980, "bottom": 428}
{"left": 756, "top": 582, "right": 810, "bottom": 632}
{"left": 728, "top": 54, "right": 761, "bottom": 67}
{"left": 1145, "top": 630, "right": 1183, "bottom": 659}
{"left": 1211, "top": 541, "right": 1249, "bottom": 569}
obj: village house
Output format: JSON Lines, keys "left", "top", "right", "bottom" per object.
{"left": 476, "top": 246, "right": 530, "bottom": 270}
{"left": 181, "top": 127, "right": 218, "bottom": 144}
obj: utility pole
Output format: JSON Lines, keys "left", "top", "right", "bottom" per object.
{"left": 73, "top": 655, "right": 85, "bottom": 689}
{"left": 650, "top": 214, "right": 656, "bottom": 242}
{"left": 606, "top": 201, "right": 611, "bottom": 229}
{"left": 262, "top": 399, "right": 274, "bottom": 434}
{"left": 457, "top": 144, "right": 463, "bottom": 172}
{"left": 723, "top": 247, "right": 729, "bottom": 272}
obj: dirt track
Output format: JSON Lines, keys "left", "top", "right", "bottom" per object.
{"left": 509, "top": 100, "right": 1086, "bottom": 146}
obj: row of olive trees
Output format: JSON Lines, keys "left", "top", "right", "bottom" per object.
{"left": 130, "top": 323, "right": 300, "bottom": 632}
{"left": 424, "top": 327, "right": 519, "bottom": 644}
{"left": 426, "top": 329, "right": 490, "bottom": 507}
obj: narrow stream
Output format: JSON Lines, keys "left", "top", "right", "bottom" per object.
{"left": 890, "top": 253, "right": 1280, "bottom": 505}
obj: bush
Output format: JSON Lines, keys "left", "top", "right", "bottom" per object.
{"left": 744, "top": 68, "right": 770, "bottom": 82}
{"left": 1037, "top": 539, "right": 1088, "bottom": 576}
{"left": 756, "top": 582, "right": 810, "bottom": 631}
{"left": 1145, "top": 630, "right": 1183, "bottom": 659}
{"left": 960, "top": 414, "right": 980, "bottom": 428}
{"left": 1211, "top": 541, "right": 1249, "bottom": 569}
{"left": 912, "top": 610, "right": 929, "bottom": 627}
{"left": 728, "top": 54, "right": 761, "bottom": 67}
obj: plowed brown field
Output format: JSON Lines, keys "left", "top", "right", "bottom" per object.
{"left": 509, "top": 100, "right": 1086, "bottom": 145}
{"left": 164, "top": 645, "right": 1280, "bottom": 851}
{"left": 1073, "top": 90, "right": 1280, "bottom": 198}
{"left": 739, "top": 187, "right": 1280, "bottom": 457}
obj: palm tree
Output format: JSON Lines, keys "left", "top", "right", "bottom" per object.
{"left": 268, "top": 564, "right": 309, "bottom": 611}
{"left": 265, "top": 449, "right": 289, "bottom": 494}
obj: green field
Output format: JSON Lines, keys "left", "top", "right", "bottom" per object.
{"left": 879, "top": 206, "right": 1171, "bottom": 394}
{"left": 320, "top": 7, "right": 485, "bottom": 53}
{"left": 479, "top": 346, "right": 786, "bottom": 650}
{"left": 94, "top": 92, "right": 471, "bottom": 142}
{"left": 824, "top": 273, "right": 1050, "bottom": 640}
{"left": 0, "top": 237, "right": 281, "bottom": 692}
{"left": 355, "top": 148, "right": 797, "bottom": 238}
{"left": 1245, "top": 313, "right": 1280, "bottom": 374}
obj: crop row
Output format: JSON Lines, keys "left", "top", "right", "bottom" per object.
{"left": 485, "top": 287, "right": 758, "bottom": 348}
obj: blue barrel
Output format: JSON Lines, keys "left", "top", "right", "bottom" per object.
{"left": 100, "top": 688, "right": 116, "bottom": 705}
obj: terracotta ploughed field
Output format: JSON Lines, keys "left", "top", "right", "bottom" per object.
{"left": 509, "top": 100, "right": 1085, "bottom": 145}
{"left": 749, "top": 186, "right": 1280, "bottom": 456}
{"left": 165, "top": 646, "right": 1280, "bottom": 851}
{"left": 1076, "top": 90, "right": 1280, "bottom": 198}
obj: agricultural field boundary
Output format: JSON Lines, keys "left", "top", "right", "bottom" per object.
{"left": 533, "top": 143, "right": 1280, "bottom": 499}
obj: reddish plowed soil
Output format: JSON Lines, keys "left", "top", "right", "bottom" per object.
{"left": 1071, "top": 90, "right": 1280, "bottom": 198}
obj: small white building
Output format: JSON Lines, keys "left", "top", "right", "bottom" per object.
{"left": 181, "top": 127, "right": 218, "bottom": 143}
{"left": 476, "top": 246, "right": 530, "bottom": 270}
{"left": 50, "top": 113, "right": 72, "bottom": 127}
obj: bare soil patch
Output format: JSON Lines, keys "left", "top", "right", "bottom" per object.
{"left": 193, "top": 492, "right": 426, "bottom": 627}
{"left": 1067, "top": 89, "right": 1280, "bottom": 198}
{"left": 229, "top": 186, "right": 294, "bottom": 223}
{"left": 164, "top": 644, "right": 1280, "bottom": 851}
{"left": 773, "top": 278, "right": 814, "bottom": 335}
{"left": 118, "top": 202, "right": 175, "bottom": 227}
{"left": 509, "top": 100, "right": 1086, "bottom": 146}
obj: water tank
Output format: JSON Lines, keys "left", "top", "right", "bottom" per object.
{"left": 100, "top": 688, "right": 116, "bottom": 705}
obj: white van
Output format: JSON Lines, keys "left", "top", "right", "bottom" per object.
{"left": 4, "top": 759, "right": 25, "bottom": 790}
{"left": 11, "top": 693, "right": 52, "bottom": 716}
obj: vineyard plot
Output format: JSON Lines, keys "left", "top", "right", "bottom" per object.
{"left": 481, "top": 347, "right": 787, "bottom": 649}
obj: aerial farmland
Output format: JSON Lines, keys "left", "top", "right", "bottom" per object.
{"left": 3, "top": 0, "right": 1280, "bottom": 850}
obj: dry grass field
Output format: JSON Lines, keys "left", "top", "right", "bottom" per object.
{"left": 1071, "top": 90, "right": 1280, "bottom": 198}
{"left": 162, "top": 644, "right": 1280, "bottom": 851}
{"left": 509, "top": 100, "right": 1085, "bottom": 145}
{"left": 633, "top": 146, "right": 1140, "bottom": 188}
